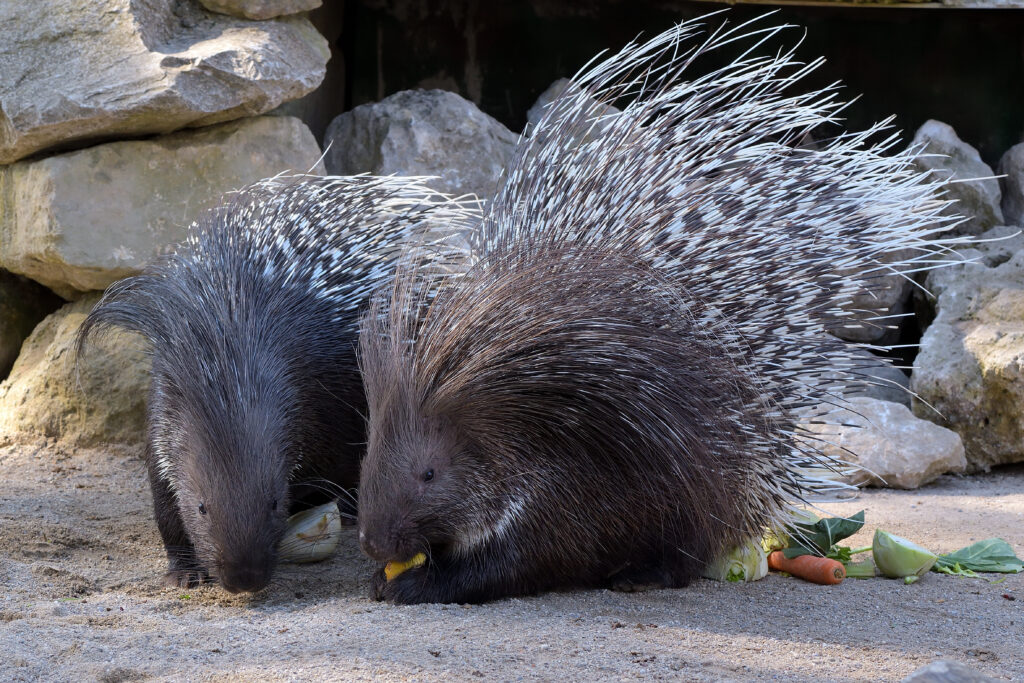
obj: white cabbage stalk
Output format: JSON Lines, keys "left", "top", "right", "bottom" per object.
{"left": 873, "top": 529, "right": 937, "bottom": 581}
{"left": 703, "top": 539, "right": 769, "bottom": 583}
{"left": 279, "top": 501, "right": 342, "bottom": 563}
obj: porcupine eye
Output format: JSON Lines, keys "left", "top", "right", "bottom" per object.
{"left": 271, "top": 498, "right": 278, "bottom": 511}
{"left": 422, "top": 469, "right": 434, "bottom": 483}
{"left": 198, "top": 503, "right": 207, "bottom": 515}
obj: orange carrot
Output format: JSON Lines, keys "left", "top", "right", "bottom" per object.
{"left": 768, "top": 551, "right": 845, "bottom": 585}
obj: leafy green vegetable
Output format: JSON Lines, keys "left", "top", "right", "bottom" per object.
{"left": 932, "top": 539, "right": 1023, "bottom": 575}
{"left": 783, "top": 510, "right": 865, "bottom": 559}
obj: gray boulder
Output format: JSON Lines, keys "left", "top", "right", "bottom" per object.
{"left": 324, "top": 89, "right": 517, "bottom": 200}
{"left": 997, "top": 142, "right": 1024, "bottom": 226}
{"left": 0, "top": 271, "right": 61, "bottom": 379}
{"left": 0, "top": 294, "right": 149, "bottom": 447}
{"left": 842, "top": 355, "right": 913, "bottom": 407}
{"left": 525, "top": 78, "right": 620, "bottom": 141}
{"left": 0, "top": 116, "right": 324, "bottom": 298}
{"left": 901, "top": 660, "right": 998, "bottom": 683}
{"left": 912, "top": 226, "right": 1024, "bottom": 470}
{"left": 801, "top": 397, "right": 966, "bottom": 489}
{"left": 831, "top": 251, "right": 914, "bottom": 344}
{"left": 197, "top": 0, "right": 321, "bottom": 20}
{"left": 0, "top": 0, "right": 328, "bottom": 164}
{"left": 911, "top": 120, "right": 1002, "bottom": 236}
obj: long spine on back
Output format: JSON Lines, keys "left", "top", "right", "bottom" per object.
{"left": 478, "top": 14, "right": 962, "bottom": 497}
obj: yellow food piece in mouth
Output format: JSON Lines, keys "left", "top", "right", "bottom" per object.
{"left": 384, "top": 552, "right": 427, "bottom": 581}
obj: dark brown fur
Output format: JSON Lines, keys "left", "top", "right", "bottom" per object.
{"left": 357, "top": 246, "right": 791, "bottom": 603}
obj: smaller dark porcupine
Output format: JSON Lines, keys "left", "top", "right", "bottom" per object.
{"left": 355, "top": 14, "right": 963, "bottom": 604}
{"left": 77, "top": 175, "right": 473, "bottom": 593}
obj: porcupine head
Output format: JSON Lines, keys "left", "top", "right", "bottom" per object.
{"left": 80, "top": 237, "right": 303, "bottom": 593}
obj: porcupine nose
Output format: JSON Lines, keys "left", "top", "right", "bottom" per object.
{"left": 359, "top": 526, "right": 390, "bottom": 563}
{"left": 220, "top": 564, "right": 272, "bottom": 594}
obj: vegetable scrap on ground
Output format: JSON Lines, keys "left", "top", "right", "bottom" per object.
{"left": 706, "top": 508, "right": 1024, "bottom": 587}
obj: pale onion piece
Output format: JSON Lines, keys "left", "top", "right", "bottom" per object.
{"left": 385, "top": 552, "right": 427, "bottom": 581}
{"left": 279, "top": 501, "right": 342, "bottom": 563}
{"left": 872, "top": 529, "right": 937, "bottom": 580}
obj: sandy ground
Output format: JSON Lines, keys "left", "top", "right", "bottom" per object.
{"left": 1, "top": 442, "right": 1022, "bottom": 682}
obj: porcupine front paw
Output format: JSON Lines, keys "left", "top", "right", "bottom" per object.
{"left": 162, "top": 556, "right": 209, "bottom": 588}
{"left": 373, "top": 565, "right": 441, "bottom": 605}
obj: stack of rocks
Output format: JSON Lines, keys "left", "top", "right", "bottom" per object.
{"left": 0, "top": 0, "right": 330, "bottom": 445}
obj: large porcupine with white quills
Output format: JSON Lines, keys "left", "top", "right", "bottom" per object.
{"left": 77, "top": 175, "right": 474, "bottom": 593}
{"left": 355, "top": 14, "right": 965, "bottom": 604}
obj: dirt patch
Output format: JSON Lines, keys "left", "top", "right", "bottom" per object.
{"left": 1, "top": 443, "right": 1021, "bottom": 681}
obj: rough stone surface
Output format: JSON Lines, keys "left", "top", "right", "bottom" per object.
{"left": 0, "top": 270, "right": 62, "bottom": 380}
{"left": 802, "top": 397, "right": 966, "bottom": 489}
{"left": 996, "top": 142, "right": 1024, "bottom": 226}
{"left": 0, "top": 116, "right": 324, "bottom": 298}
{"left": 841, "top": 354, "right": 913, "bottom": 407}
{"left": 324, "top": 89, "right": 517, "bottom": 200}
{"left": 912, "top": 225, "right": 1024, "bottom": 470}
{"left": 197, "top": 0, "right": 321, "bottom": 20}
{"left": 831, "top": 250, "right": 914, "bottom": 344}
{"left": 0, "top": 294, "right": 149, "bottom": 447}
{"left": 268, "top": 1, "right": 345, "bottom": 143}
{"left": 525, "top": 78, "right": 620, "bottom": 140}
{"left": 0, "top": 0, "right": 329, "bottom": 164}
{"left": 910, "top": 120, "right": 1003, "bottom": 236}
{"left": 901, "top": 660, "right": 999, "bottom": 683}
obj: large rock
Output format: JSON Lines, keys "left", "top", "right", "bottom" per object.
{"left": 841, "top": 354, "right": 913, "bottom": 408}
{"left": 912, "top": 226, "right": 1024, "bottom": 470}
{"left": 0, "top": 0, "right": 328, "bottom": 164}
{"left": 0, "top": 295, "right": 149, "bottom": 447}
{"left": 996, "top": 142, "right": 1024, "bottom": 226}
{"left": 0, "top": 116, "right": 324, "bottom": 298}
{"left": 324, "top": 89, "right": 517, "bottom": 200}
{"left": 267, "top": 0, "right": 345, "bottom": 143}
{"left": 831, "top": 252, "right": 914, "bottom": 344}
{"left": 198, "top": 0, "right": 321, "bottom": 20}
{"left": 525, "top": 78, "right": 620, "bottom": 141}
{"left": 901, "top": 660, "right": 998, "bottom": 683}
{"left": 911, "top": 120, "right": 1003, "bottom": 236}
{"left": 0, "top": 271, "right": 62, "bottom": 379}
{"left": 802, "top": 397, "right": 966, "bottom": 489}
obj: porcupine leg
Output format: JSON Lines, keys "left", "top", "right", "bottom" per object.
{"left": 607, "top": 549, "right": 702, "bottom": 592}
{"left": 607, "top": 564, "right": 694, "bottom": 592}
{"left": 145, "top": 449, "right": 207, "bottom": 588}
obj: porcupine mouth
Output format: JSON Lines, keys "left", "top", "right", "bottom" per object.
{"left": 384, "top": 550, "right": 429, "bottom": 581}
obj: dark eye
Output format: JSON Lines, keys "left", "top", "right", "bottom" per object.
{"left": 198, "top": 503, "right": 207, "bottom": 515}
{"left": 271, "top": 499, "right": 278, "bottom": 511}
{"left": 423, "top": 469, "right": 434, "bottom": 482}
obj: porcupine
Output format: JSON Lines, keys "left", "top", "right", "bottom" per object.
{"left": 355, "top": 14, "right": 963, "bottom": 604}
{"left": 76, "top": 175, "right": 475, "bottom": 593}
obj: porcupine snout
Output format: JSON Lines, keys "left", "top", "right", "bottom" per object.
{"left": 358, "top": 515, "right": 403, "bottom": 563}
{"left": 218, "top": 550, "right": 276, "bottom": 594}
